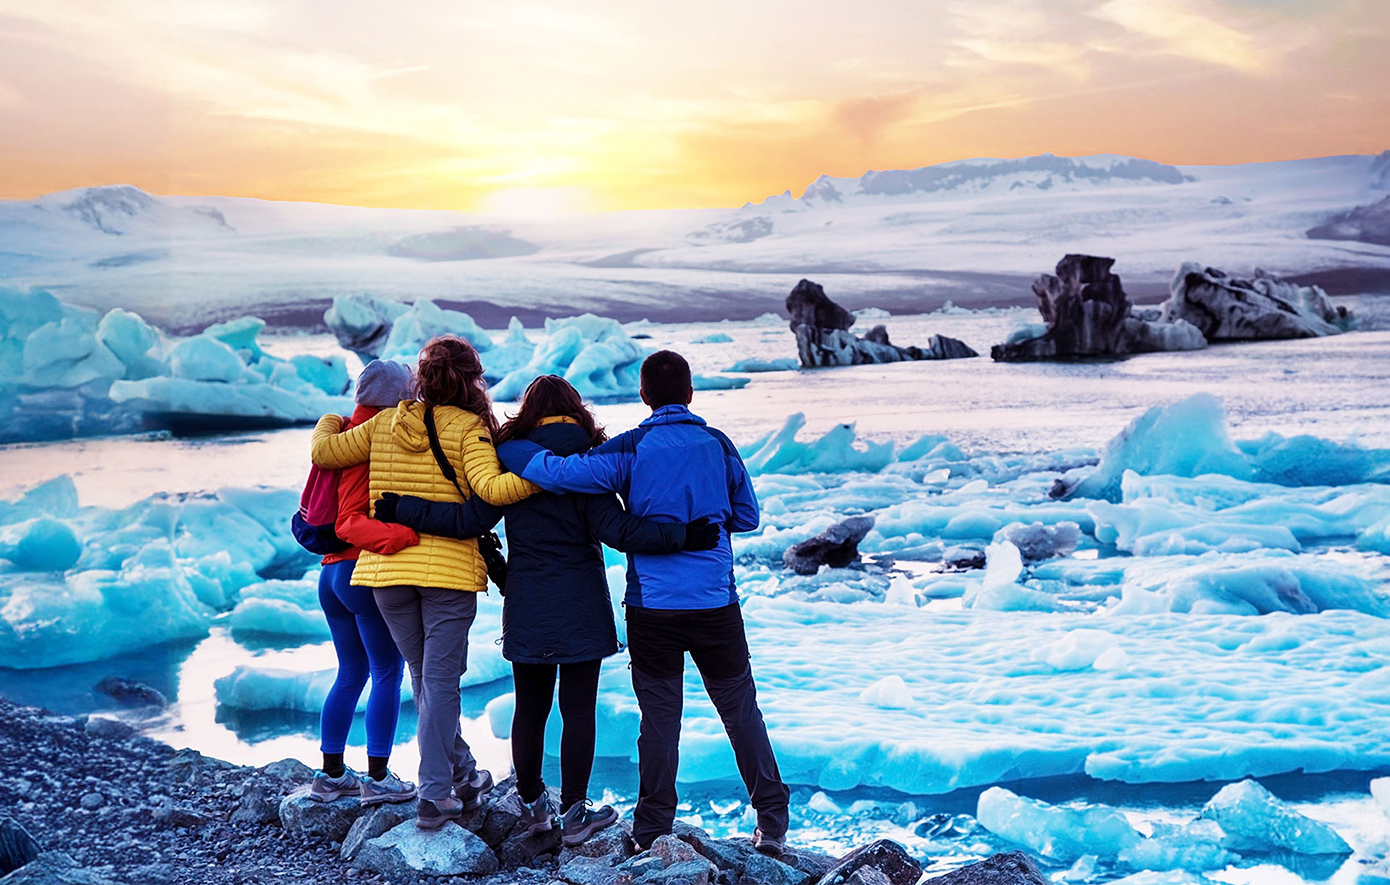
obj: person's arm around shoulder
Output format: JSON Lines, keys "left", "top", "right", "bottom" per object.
{"left": 726, "top": 447, "right": 761, "bottom": 533}
{"left": 335, "top": 462, "right": 419, "bottom": 555}
{"left": 457, "top": 415, "right": 540, "bottom": 506}
{"left": 311, "top": 411, "right": 376, "bottom": 469}
{"left": 380, "top": 493, "right": 503, "bottom": 540}
{"left": 497, "top": 432, "right": 634, "bottom": 495}
{"left": 584, "top": 494, "right": 723, "bottom": 554}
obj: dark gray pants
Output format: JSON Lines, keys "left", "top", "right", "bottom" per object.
{"left": 626, "top": 602, "right": 790, "bottom": 848}
{"left": 374, "top": 585, "right": 479, "bottom": 801}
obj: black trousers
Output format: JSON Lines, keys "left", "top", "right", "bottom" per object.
{"left": 625, "top": 602, "right": 790, "bottom": 847}
{"left": 511, "top": 659, "right": 602, "bottom": 810}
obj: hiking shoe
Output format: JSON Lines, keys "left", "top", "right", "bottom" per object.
{"left": 560, "top": 799, "right": 618, "bottom": 847}
{"left": 453, "top": 768, "right": 494, "bottom": 811}
{"left": 360, "top": 770, "right": 417, "bottom": 806}
{"left": 417, "top": 796, "right": 464, "bottom": 830}
{"left": 308, "top": 769, "right": 361, "bottom": 802}
{"left": 518, "top": 791, "right": 557, "bottom": 835}
{"left": 752, "top": 827, "right": 785, "bottom": 857}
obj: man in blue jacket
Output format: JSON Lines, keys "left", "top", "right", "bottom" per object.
{"left": 497, "top": 351, "right": 791, "bottom": 855}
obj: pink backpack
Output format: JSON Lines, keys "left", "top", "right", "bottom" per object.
{"left": 291, "top": 446, "right": 349, "bottom": 555}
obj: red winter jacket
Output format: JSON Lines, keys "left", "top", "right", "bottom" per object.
{"left": 322, "top": 404, "right": 419, "bottom": 565}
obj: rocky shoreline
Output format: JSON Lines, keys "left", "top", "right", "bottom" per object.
{"left": 0, "top": 698, "right": 1044, "bottom": 885}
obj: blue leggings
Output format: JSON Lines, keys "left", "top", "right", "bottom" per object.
{"left": 318, "top": 560, "right": 404, "bottom": 758}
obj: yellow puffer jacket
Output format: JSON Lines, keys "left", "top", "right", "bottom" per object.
{"left": 310, "top": 402, "right": 538, "bottom": 591}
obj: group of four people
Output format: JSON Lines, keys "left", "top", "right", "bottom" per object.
{"left": 304, "top": 336, "right": 790, "bottom": 854}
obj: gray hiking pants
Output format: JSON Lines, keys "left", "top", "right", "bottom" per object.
{"left": 373, "top": 585, "right": 480, "bottom": 801}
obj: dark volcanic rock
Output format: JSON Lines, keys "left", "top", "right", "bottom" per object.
{"left": 817, "top": 840, "right": 922, "bottom": 885}
{"left": 786, "top": 280, "right": 977, "bottom": 368}
{"left": 992, "top": 254, "right": 1206, "bottom": 361}
{"left": 0, "top": 851, "right": 122, "bottom": 885}
{"left": 352, "top": 821, "right": 500, "bottom": 877}
{"left": 927, "top": 851, "right": 1049, "bottom": 884}
{"left": 783, "top": 516, "right": 876, "bottom": 575}
{"left": 277, "top": 789, "right": 364, "bottom": 841}
{"left": 786, "top": 279, "right": 855, "bottom": 333}
{"left": 1161, "top": 262, "right": 1355, "bottom": 340}
{"left": 0, "top": 819, "right": 40, "bottom": 875}
{"left": 94, "top": 676, "right": 167, "bottom": 709}
{"left": 1307, "top": 193, "right": 1390, "bottom": 246}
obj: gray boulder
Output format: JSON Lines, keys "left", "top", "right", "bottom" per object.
{"left": 229, "top": 781, "right": 280, "bottom": 825}
{"left": 1161, "top": 263, "right": 1354, "bottom": 340}
{"left": 260, "top": 758, "right": 315, "bottom": 782}
{"left": 784, "top": 516, "right": 875, "bottom": 575}
{"left": 557, "top": 854, "right": 631, "bottom": 885}
{"left": 817, "top": 840, "right": 922, "bottom": 885}
{"left": 277, "top": 788, "right": 365, "bottom": 841}
{"left": 787, "top": 280, "right": 976, "bottom": 368}
{"left": 152, "top": 802, "right": 211, "bottom": 829}
{"left": 992, "top": 255, "right": 1206, "bottom": 361}
{"left": 0, "top": 852, "right": 121, "bottom": 885}
{"left": 562, "top": 819, "right": 635, "bottom": 861}
{"left": 341, "top": 804, "right": 417, "bottom": 861}
{"left": 94, "top": 675, "right": 167, "bottom": 708}
{"left": 81, "top": 717, "right": 134, "bottom": 742}
{"left": 353, "top": 820, "right": 499, "bottom": 877}
{"left": 926, "top": 851, "right": 1049, "bottom": 884}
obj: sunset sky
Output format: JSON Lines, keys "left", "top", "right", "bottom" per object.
{"left": 1, "top": 0, "right": 1386, "bottom": 213}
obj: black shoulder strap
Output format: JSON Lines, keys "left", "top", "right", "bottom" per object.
{"left": 424, "top": 406, "right": 468, "bottom": 499}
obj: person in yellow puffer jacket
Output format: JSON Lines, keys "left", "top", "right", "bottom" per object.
{"left": 310, "top": 335, "right": 538, "bottom": 830}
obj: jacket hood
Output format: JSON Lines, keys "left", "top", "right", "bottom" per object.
{"left": 640, "top": 404, "right": 706, "bottom": 427}
{"left": 390, "top": 401, "right": 483, "bottom": 453}
{"left": 528, "top": 418, "right": 595, "bottom": 457}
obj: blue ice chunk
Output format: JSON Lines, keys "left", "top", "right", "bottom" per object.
{"left": 975, "top": 786, "right": 1142, "bottom": 863}
{"left": 743, "top": 414, "right": 894, "bottom": 475}
{"left": 1116, "top": 820, "right": 1233, "bottom": 872}
{"left": 379, "top": 298, "right": 494, "bottom": 359}
{"left": 168, "top": 335, "right": 246, "bottom": 383}
{"left": 95, "top": 308, "right": 166, "bottom": 380}
{"left": 1240, "top": 431, "right": 1390, "bottom": 486}
{"left": 691, "top": 374, "right": 750, "bottom": 391}
{"left": 1065, "top": 394, "right": 1254, "bottom": 502}
{"left": 0, "top": 475, "right": 80, "bottom": 525}
{"left": 1111, "top": 553, "right": 1389, "bottom": 616}
{"left": 21, "top": 311, "right": 125, "bottom": 389}
{"left": 692, "top": 332, "right": 733, "bottom": 343}
{"left": 490, "top": 314, "right": 648, "bottom": 401}
{"left": 0, "top": 518, "right": 82, "bottom": 571}
{"left": 203, "top": 316, "right": 268, "bottom": 360}
{"left": 725, "top": 357, "right": 797, "bottom": 373}
{"left": 290, "top": 353, "right": 349, "bottom": 396}
{"left": 1199, "top": 779, "right": 1351, "bottom": 855}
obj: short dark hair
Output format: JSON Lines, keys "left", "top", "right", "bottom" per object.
{"left": 640, "top": 350, "right": 692, "bottom": 408}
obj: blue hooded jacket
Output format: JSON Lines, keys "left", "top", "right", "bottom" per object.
{"left": 498, "top": 404, "right": 759, "bottom": 610}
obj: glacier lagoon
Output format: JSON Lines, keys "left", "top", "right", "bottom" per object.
{"left": 1, "top": 306, "right": 1389, "bottom": 883}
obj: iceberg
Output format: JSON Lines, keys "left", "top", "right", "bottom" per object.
{"left": 975, "top": 787, "right": 1142, "bottom": 863}
{"left": 0, "top": 286, "right": 352, "bottom": 441}
{"left": 743, "top": 413, "right": 895, "bottom": 476}
{"left": 0, "top": 476, "right": 314, "bottom": 668}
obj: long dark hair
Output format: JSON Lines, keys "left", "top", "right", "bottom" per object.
{"left": 414, "top": 335, "right": 499, "bottom": 436}
{"left": 496, "top": 375, "right": 606, "bottom": 447}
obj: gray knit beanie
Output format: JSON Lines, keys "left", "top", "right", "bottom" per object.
{"left": 354, "top": 359, "right": 414, "bottom": 408}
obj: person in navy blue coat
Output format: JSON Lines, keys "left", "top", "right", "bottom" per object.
{"left": 497, "top": 351, "right": 791, "bottom": 856}
{"left": 376, "top": 374, "right": 719, "bottom": 846}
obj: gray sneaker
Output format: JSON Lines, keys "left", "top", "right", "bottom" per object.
{"left": 309, "top": 769, "right": 361, "bottom": 802}
{"left": 453, "top": 768, "right": 494, "bottom": 811}
{"left": 360, "top": 770, "right": 417, "bottom": 806}
{"left": 560, "top": 799, "right": 618, "bottom": 846}
{"left": 417, "top": 796, "right": 464, "bottom": 830}
{"left": 518, "top": 791, "right": 556, "bottom": 835}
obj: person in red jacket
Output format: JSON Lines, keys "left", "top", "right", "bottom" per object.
{"left": 310, "top": 359, "right": 421, "bottom": 806}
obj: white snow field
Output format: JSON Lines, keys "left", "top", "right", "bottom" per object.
{"left": 1, "top": 153, "right": 1387, "bottom": 332}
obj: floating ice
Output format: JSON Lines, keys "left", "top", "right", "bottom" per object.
{"left": 0, "top": 477, "right": 313, "bottom": 667}
{"left": 490, "top": 314, "right": 648, "bottom": 401}
{"left": 214, "top": 593, "right": 511, "bottom": 711}
{"left": 743, "top": 413, "right": 895, "bottom": 475}
{"left": 228, "top": 578, "right": 330, "bottom": 639}
{"left": 975, "top": 787, "right": 1141, "bottom": 863}
{"left": 1199, "top": 779, "right": 1351, "bottom": 855}
{"left": 0, "top": 287, "right": 351, "bottom": 440}
{"left": 1059, "top": 394, "right": 1390, "bottom": 501}
{"left": 725, "top": 357, "right": 798, "bottom": 373}
{"left": 692, "top": 332, "right": 733, "bottom": 343}
{"left": 858, "top": 675, "right": 914, "bottom": 709}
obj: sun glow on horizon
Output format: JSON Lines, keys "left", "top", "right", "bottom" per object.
{"left": 0, "top": 0, "right": 1386, "bottom": 213}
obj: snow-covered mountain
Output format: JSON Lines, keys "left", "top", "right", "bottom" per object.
{"left": 2, "top": 152, "right": 1387, "bottom": 331}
